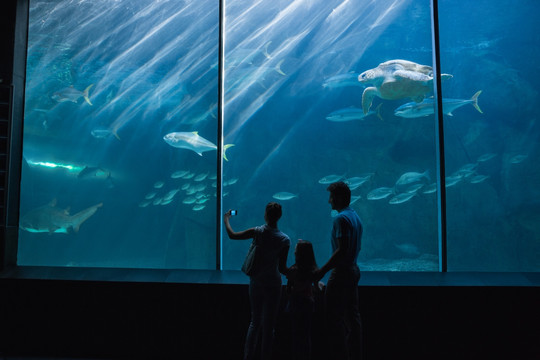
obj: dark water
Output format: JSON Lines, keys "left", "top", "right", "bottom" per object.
{"left": 18, "top": 0, "right": 540, "bottom": 272}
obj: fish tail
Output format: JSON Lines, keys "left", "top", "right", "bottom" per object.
{"left": 275, "top": 59, "right": 286, "bottom": 76}
{"left": 223, "top": 144, "right": 235, "bottom": 161}
{"left": 471, "top": 90, "right": 483, "bottom": 114}
{"left": 263, "top": 41, "right": 272, "bottom": 59}
{"left": 83, "top": 84, "right": 94, "bottom": 106}
{"left": 375, "top": 103, "right": 383, "bottom": 121}
{"left": 112, "top": 128, "right": 121, "bottom": 141}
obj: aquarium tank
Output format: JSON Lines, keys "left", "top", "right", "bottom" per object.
{"left": 16, "top": 0, "right": 540, "bottom": 273}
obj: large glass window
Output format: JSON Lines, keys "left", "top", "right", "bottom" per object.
{"left": 440, "top": 0, "right": 540, "bottom": 271}
{"left": 14, "top": 0, "right": 539, "bottom": 274}
{"left": 18, "top": 0, "right": 219, "bottom": 269}
{"left": 222, "top": 0, "right": 439, "bottom": 271}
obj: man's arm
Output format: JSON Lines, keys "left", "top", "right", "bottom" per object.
{"left": 278, "top": 245, "right": 290, "bottom": 276}
{"left": 316, "top": 235, "right": 348, "bottom": 280}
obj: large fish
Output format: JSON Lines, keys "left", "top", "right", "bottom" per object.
{"left": 322, "top": 72, "right": 363, "bottom": 89}
{"left": 52, "top": 84, "right": 94, "bottom": 105}
{"left": 326, "top": 104, "right": 382, "bottom": 122}
{"left": 394, "top": 91, "right": 482, "bottom": 118}
{"left": 163, "top": 131, "right": 235, "bottom": 161}
{"left": 20, "top": 199, "right": 103, "bottom": 234}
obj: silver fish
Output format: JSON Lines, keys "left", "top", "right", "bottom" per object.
{"left": 326, "top": 104, "right": 382, "bottom": 122}
{"left": 394, "top": 91, "right": 482, "bottom": 118}
{"left": 163, "top": 131, "right": 234, "bottom": 161}
{"left": 322, "top": 72, "right": 363, "bottom": 89}
{"left": 318, "top": 174, "right": 345, "bottom": 184}
{"left": 272, "top": 192, "right": 298, "bottom": 200}
{"left": 367, "top": 187, "right": 394, "bottom": 200}
{"left": 52, "top": 84, "right": 93, "bottom": 105}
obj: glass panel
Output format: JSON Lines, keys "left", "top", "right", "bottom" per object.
{"left": 440, "top": 0, "right": 540, "bottom": 271}
{"left": 222, "top": 1, "right": 438, "bottom": 271}
{"left": 18, "top": 0, "right": 219, "bottom": 269}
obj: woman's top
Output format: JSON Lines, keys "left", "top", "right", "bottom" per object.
{"left": 250, "top": 224, "right": 290, "bottom": 286}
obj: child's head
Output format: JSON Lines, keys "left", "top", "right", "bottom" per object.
{"left": 295, "top": 240, "right": 317, "bottom": 271}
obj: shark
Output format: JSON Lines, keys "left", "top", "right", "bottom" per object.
{"left": 163, "top": 131, "right": 235, "bottom": 161}
{"left": 52, "top": 84, "right": 94, "bottom": 105}
{"left": 20, "top": 199, "right": 103, "bottom": 234}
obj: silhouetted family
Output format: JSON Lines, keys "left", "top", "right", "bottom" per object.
{"left": 224, "top": 181, "right": 363, "bottom": 360}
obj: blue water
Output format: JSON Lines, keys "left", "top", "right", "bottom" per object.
{"left": 18, "top": 0, "right": 540, "bottom": 272}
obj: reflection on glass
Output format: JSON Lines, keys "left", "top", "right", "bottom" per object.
{"left": 18, "top": 0, "right": 219, "bottom": 269}
{"left": 222, "top": 0, "right": 439, "bottom": 271}
{"left": 440, "top": 0, "right": 540, "bottom": 271}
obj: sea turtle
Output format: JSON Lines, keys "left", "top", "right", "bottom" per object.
{"left": 358, "top": 59, "right": 453, "bottom": 114}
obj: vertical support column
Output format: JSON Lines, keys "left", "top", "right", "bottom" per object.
{"left": 430, "top": 0, "right": 447, "bottom": 272}
{"left": 215, "top": 0, "right": 225, "bottom": 270}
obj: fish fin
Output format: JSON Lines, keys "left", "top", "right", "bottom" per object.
{"left": 471, "top": 90, "right": 483, "bottom": 114}
{"left": 274, "top": 59, "right": 286, "bottom": 76}
{"left": 83, "top": 84, "right": 94, "bottom": 106}
{"left": 197, "top": 152, "right": 203, "bottom": 156}
{"left": 447, "top": 112, "right": 454, "bottom": 116}
{"left": 223, "top": 144, "right": 235, "bottom": 161}
{"left": 192, "top": 131, "right": 199, "bottom": 135}
{"left": 375, "top": 103, "right": 383, "bottom": 121}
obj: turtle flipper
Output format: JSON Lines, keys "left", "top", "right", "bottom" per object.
{"left": 362, "top": 87, "right": 377, "bottom": 115}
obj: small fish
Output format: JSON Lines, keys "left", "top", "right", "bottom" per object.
{"left": 445, "top": 174, "right": 462, "bottom": 187}
{"left": 160, "top": 198, "right": 174, "bottom": 205}
{"left": 144, "top": 192, "right": 157, "bottom": 200}
{"left": 395, "top": 170, "right": 430, "bottom": 187}
{"left": 183, "top": 172, "right": 195, "bottom": 179}
{"left": 326, "top": 104, "right": 382, "bottom": 122}
{"left": 194, "top": 172, "right": 209, "bottom": 182}
{"left": 171, "top": 170, "right": 190, "bottom": 179}
{"left": 389, "top": 192, "right": 416, "bottom": 204}
{"left": 163, "top": 189, "right": 180, "bottom": 201}
{"left": 272, "top": 192, "right": 298, "bottom": 200}
{"left": 225, "top": 177, "right": 239, "bottom": 186}
{"left": 322, "top": 72, "right": 363, "bottom": 89}
{"left": 394, "top": 91, "right": 482, "bottom": 118}
{"left": 91, "top": 128, "right": 113, "bottom": 139}
{"left": 345, "top": 174, "right": 374, "bottom": 189}
{"left": 367, "top": 187, "right": 394, "bottom": 200}
{"left": 318, "top": 174, "right": 345, "bottom": 184}
{"left": 192, "top": 204, "right": 206, "bottom": 211}
{"left": 152, "top": 197, "right": 162, "bottom": 205}
{"left": 138, "top": 200, "right": 151, "bottom": 208}
{"left": 163, "top": 131, "right": 234, "bottom": 161}
{"left": 52, "top": 84, "right": 93, "bottom": 105}
{"left": 509, "top": 154, "right": 528, "bottom": 164}
{"left": 181, "top": 183, "right": 190, "bottom": 190}
{"left": 182, "top": 197, "right": 197, "bottom": 204}
{"left": 153, "top": 181, "right": 164, "bottom": 189}
{"left": 477, "top": 153, "right": 497, "bottom": 162}
{"left": 470, "top": 175, "right": 490, "bottom": 184}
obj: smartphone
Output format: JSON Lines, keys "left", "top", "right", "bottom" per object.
{"left": 230, "top": 210, "right": 237, "bottom": 216}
